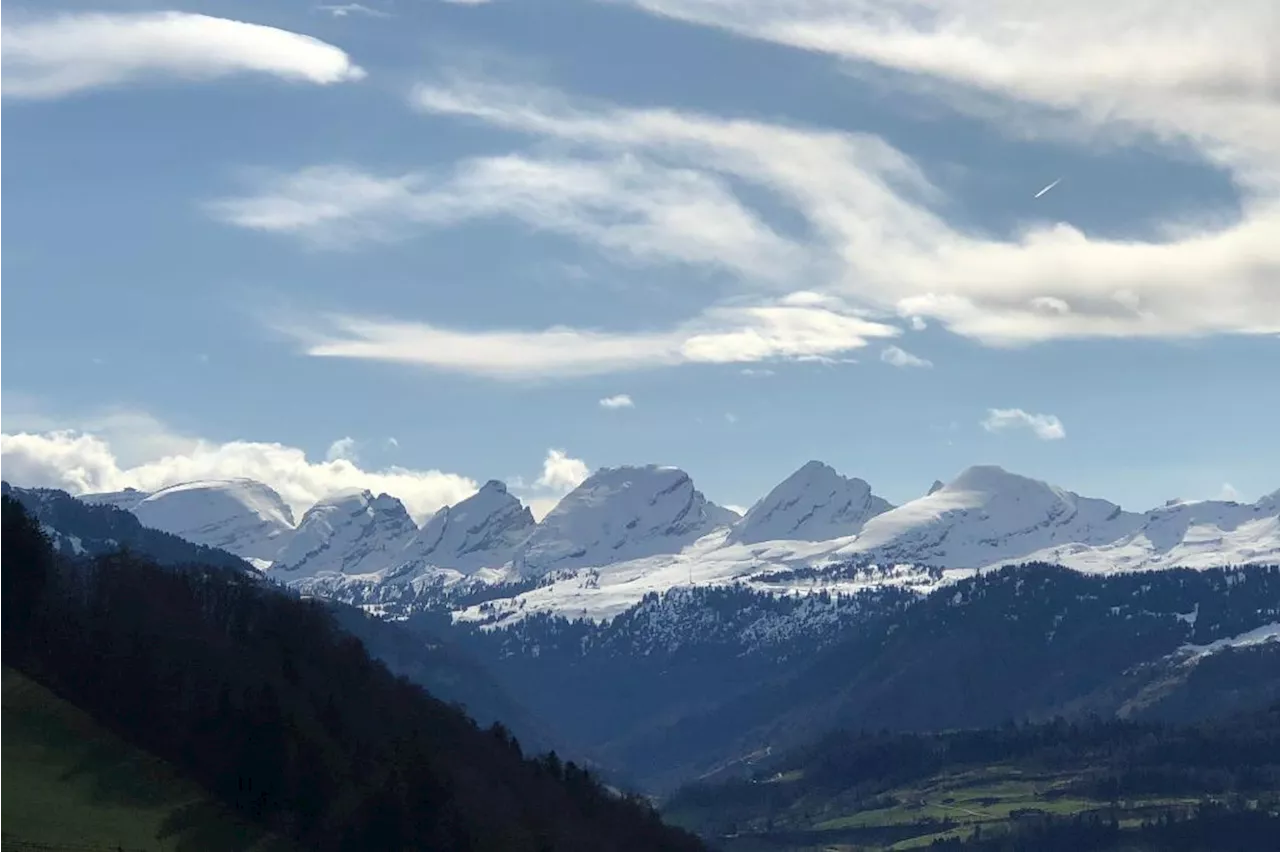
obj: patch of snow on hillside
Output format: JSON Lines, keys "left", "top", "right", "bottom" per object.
{"left": 455, "top": 529, "right": 961, "bottom": 626}
{"left": 1180, "top": 622, "right": 1280, "bottom": 658}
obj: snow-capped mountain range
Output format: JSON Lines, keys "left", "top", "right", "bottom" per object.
{"left": 78, "top": 462, "right": 1280, "bottom": 623}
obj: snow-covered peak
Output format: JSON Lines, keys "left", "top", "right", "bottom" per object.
{"left": 729, "top": 460, "right": 893, "bottom": 544}
{"left": 944, "top": 464, "right": 1052, "bottom": 496}
{"left": 515, "top": 465, "right": 735, "bottom": 576}
{"left": 86, "top": 479, "right": 296, "bottom": 562}
{"left": 403, "top": 480, "right": 535, "bottom": 574}
{"left": 848, "top": 465, "right": 1137, "bottom": 569}
{"left": 272, "top": 488, "right": 417, "bottom": 577}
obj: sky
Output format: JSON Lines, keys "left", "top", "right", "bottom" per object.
{"left": 2, "top": 0, "right": 1278, "bottom": 523}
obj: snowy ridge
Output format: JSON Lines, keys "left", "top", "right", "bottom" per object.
{"left": 403, "top": 480, "right": 534, "bottom": 575}
{"left": 729, "top": 460, "right": 892, "bottom": 544}
{"left": 85, "top": 479, "right": 295, "bottom": 562}
{"left": 454, "top": 465, "right": 1279, "bottom": 625}
{"left": 514, "top": 465, "right": 737, "bottom": 577}
{"left": 83, "top": 487, "right": 151, "bottom": 513}
{"left": 64, "top": 461, "right": 1280, "bottom": 627}
{"left": 841, "top": 465, "right": 1139, "bottom": 569}
{"left": 272, "top": 489, "right": 417, "bottom": 577}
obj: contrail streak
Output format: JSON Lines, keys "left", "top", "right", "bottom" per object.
{"left": 1033, "top": 177, "right": 1062, "bottom": 199}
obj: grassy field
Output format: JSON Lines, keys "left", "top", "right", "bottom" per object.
{"left": 2, "top": 667, "right": 288, "bottom": 852}
{"left": 666, "top": 763, "right": 1223, "bottom": 851}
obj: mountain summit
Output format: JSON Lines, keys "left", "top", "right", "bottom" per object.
{"left": 273, "top": 489, "right": 417, "bottom": 577}
{"left": 84, "top": 478, "right": 295, "bottom": 564}
{"left": 515, "top": 465, "right": 736, "bottom": 576}
{"left": 402, "top": 480, "right": 535, "bottom": 575}
{"left": 729, "top": 460, "right": 892, "bottom": 544}
{"left": 847, "top": 465, "right": 1136, "bottom": 568}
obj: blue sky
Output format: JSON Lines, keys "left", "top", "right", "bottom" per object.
{"left": 3, "top": 0, "right": 1278, "bottom": 521}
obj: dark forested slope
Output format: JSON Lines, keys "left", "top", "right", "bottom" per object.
{"left": 3, "top": 481, "right": 256, "bottom": 574}
{"left": 667, "top": 704, "right": 1280, "bottom": 851}
{"left": 1, "top": 495, "right": 706, "bottom": 852}
{"left": 508, "top": 563, "right": 1280, "bottom": 789}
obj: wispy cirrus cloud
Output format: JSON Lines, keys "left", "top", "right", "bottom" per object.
{"left": 402, "top": 76, "right": 1280, "bottom": 346}
{"left": 1, "top": 11, "right": 365, "bottom": 100}
{"left": 982, "top": 408, "right": 1066, "bottom": 441}
{"left": 599, "top": 394, "right": 635, "bottom": 409}
{"left": 270, "top": 291, "right": 899, "bottom": 379}
{"left": 208, "top": 156, "right": 806, "bottom": 282}
{"left": 207, "top": 2, "right": 1280, "bottom": 382}
{"left": 617, "top": 0, "right": 1280, "bottom": 187}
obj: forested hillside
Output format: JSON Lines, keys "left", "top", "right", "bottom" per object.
{"left": 667, "top": 705, "right": 1280, "bottom": 850}
{"left": 1, "top": 495, "right": 706, "bottom": 852}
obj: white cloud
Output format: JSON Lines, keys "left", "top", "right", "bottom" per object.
{"left": 725, "top": 412, "right": 738, "bottom": 424}
{"left": 497, "top": 450, "right": 591, "bottom": 520}
{"left": 618, "top": 1, "right": 1279, "bottom": 182}
{"left": 615, "top": 0, "right": 1280, "bottom": 341}
{"left": 981, "top": 408, "right": 1066, "bottom": 441}
{"left": 407, "top": 45, "right": 1280, "bottom": 337}
{"left": 325, "top": 436, "right": 358, "bottom": 462}
{"left": 1, "top": 11, "right": 365, "bottom": 100}
{"left": 0, "top": 415, "right": 474, "bottom": 524}
{"left": 270, "top": 291, "right": 898, "bottom": 379}
{"left": 723, "top": 504, "right": 748, "bottom": 516}
{"left": 740, "top": 367, "right": 775, "bottom": 377}
{"left": 386, "top": 436, "right": 400, "bottom": 449}
{"left": 1217, "top": 482, "right": 1242, "bottom": 502}
{"left": 599, "top": 394, "right": 635, "bottom": 409}
{"left": 209, "top": 157, "right": 804, "bottom": 281}
{"left": 209, "top": 2, "right": 1280, "bottom": 374}
{"left": 880, "top": 344, "right": 933, "bottom": 368}
{"left": 535, "top": 448, "right": 590, "bottom": 493}
{"left": 315, "top": 4, "right": 390, "bottom": 18}
{"left": 401, "top": 76, "right": 1280, "bottom": 346}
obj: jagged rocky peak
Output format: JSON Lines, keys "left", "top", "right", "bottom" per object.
{"left": 516, "top": 464, "right": 735, "bottom": 576}
{"left": 405, "top": 479, "right": 535, "bottom": 574}
{"left": 927, "top": 479, "right": 945, "bottom": 496}
{"left": 272, "top": 487, "right": 417, "bottom": 577}
{"left": 84, "top": 478, "right": 296, "bottom": 563}
{"left": 729, "top": 460, "right": 893, "bottom": 544}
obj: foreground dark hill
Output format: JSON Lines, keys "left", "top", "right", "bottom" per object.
{"left": 3, "top": 666, "right": 290, "bottom": 851}
{"left": 322, "top": 600, "right": 556, "bottom": 755}
{"left": 1, "top": 495, "right": 706, "bottom": 852}
{"left": 6, "top": 481, "right": 554, "bottom": 755}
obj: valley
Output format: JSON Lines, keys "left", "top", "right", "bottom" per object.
{"left": 5, "top": 459, "right": 1278, "bottom": 849}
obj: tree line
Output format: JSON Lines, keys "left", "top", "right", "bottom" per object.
{"left": 1, "top": 495, "right": 706, "bottom": 852}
